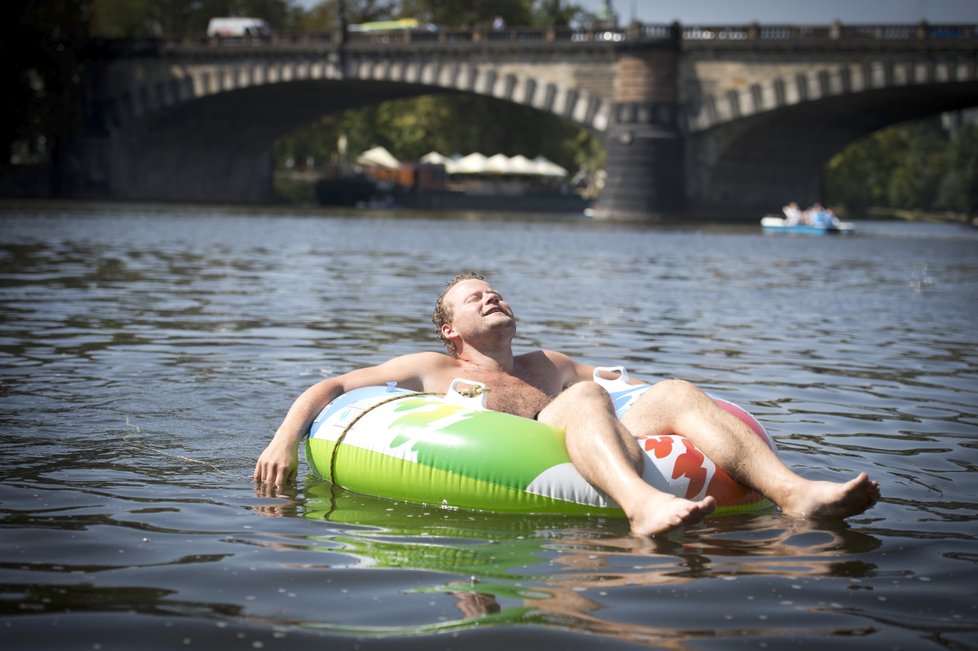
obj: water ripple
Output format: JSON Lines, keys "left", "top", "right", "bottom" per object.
{"left": 1, "top": 205, "right": 977, "bottom": 649}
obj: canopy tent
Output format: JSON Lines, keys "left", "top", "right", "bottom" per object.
{"left": 434, "top": 152, "right": 568, "bottom": 178}
{"left": 355, "top": 149, "right": 568, "bottom": 177}
{"left": 508, "top": 154, "right": 540, "bottom": 176}
{"left": 356, "top": 146, "right": 400, "bottom": 169}
{"left": 449, "top": 152, "right": 490, "bottom": 175}
{"left": 420, "top": 151, "right": 451, "bottom": 165}
{"left": 532, "top": 156, "right": 568, "bottom": 177}
{"left": 485, "top": 153, "right": 515, "bottom": 174}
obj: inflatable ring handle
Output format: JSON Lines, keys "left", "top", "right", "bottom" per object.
{"left": 593, "top": 366, "right": 633, "bottom": 392}
{"left": 445, "top": 378, "right": 490, "bottom": 410}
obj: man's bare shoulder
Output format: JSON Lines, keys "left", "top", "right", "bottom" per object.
{"left": 516, "top": 349, "right": 574, "bottom": 364}
{"left": 387, "top": 351, "right": 455, "bottom": 367}
{"left": 511, "top": 348, "right": 563, "bottom": 361}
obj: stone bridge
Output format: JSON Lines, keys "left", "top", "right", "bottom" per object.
{"left": 77, "top": 22, "right": 978, "bottom": 220}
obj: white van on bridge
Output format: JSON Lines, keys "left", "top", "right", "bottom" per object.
{"left": 206, "top": 17, "right": 271, "bottom": 38}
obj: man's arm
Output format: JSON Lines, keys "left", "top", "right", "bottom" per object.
{"left": 253, "top": 352, "right": 446, "bottom": 485}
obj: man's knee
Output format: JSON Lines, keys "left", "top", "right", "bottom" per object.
{"left": 560, "top": 381, "right": 614, "bottom": 408}
{"left": 643, "top": 378, "right": 703, "bottom": 403}
{"left": 540, "top": 381, "right": 614, "bottom": 425}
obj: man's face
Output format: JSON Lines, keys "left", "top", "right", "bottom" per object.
{"left": 443, "top": 278, "right": 516, "bottom": 339}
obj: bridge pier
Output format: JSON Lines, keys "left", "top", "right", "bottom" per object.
{"left": 103, "top": 119, "right": 277, "bottom": 204}
{"left": 593, "top": 39, "right": 685, "bottom": 221}
{"left": 595, "top": 115, "right": 685, "bottom": 221}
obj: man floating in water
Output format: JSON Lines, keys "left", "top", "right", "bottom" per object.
{"left": 255, "top": 273, "right": 880, "bottom": 535}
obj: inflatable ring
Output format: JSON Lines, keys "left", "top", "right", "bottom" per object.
{"left": 305, "top": 367, "right": 777, "bottom": 516}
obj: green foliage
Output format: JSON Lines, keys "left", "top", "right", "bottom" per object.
{"left": 291, "top": 0, "right": 586, "bottom": 31}
{"left": 90, "top": 0, "right": 296, "bottom": 37}
{"left": 398, "top": 0, "right": 532, "bottom": 28}
{"left": 3, "top": 0, "right": 87, "bottom": 166}
{"left": 88, "top": 0, "right": 585, "bottom": 35}
{"left": 530, "top": 0, "right": 584, "bottom": 27}
{"left": 936, "top": 122, "right": 978, "bottom": 214}
{"left": 825, "top": 117, "right": 977, "bottom": 217}
{"left": 299, "top": 0, "right": 397, "bottom": 32}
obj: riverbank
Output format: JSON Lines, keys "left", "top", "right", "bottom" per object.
{"left": 274, "top": 171, "right": 591, "bottom": 215}
{"left": 866, "top": 207, "right": 975, "bottom": 224}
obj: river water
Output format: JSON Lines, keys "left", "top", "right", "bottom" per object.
{"left": 1, "top": 202, "right": 976, "bottom": 650}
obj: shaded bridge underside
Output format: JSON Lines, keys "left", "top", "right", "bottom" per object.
{"left": 111, "top": 79, "right": 445, "bottom": 202}
{"left": 688, "top": 80, "right": 978, "bottom": 217}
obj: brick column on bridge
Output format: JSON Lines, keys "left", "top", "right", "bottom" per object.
{"left": 593, "top": 40, "right": 684, "bottom": 221}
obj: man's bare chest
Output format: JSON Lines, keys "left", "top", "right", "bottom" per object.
{"left": 447, "top": 367, "right": 556, "bottom": 419}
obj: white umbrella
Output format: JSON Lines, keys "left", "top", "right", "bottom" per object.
{"left": 451, "top": 152, "right": 490, "bottom": 175}
{"left": 532, "top": 155, "right": 568, "bottom": 177}
{"left": 356, "top": 146, "right": 400, "bottom": 169}
{"left": 507, "top": 154, "right": 539, "bottom": 176}
{"left": 486, "top": 153, "right": 514, "bottom": 174}
{"left": 420, "top": 151, "right": 450, "bottom": 165}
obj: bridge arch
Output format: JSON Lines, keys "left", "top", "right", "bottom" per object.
{"left": 684, "top": 55, "right": 978, "bottom": 217}
{"left": 344, "top": 56, "right": 611, "bottom": 131}
{"left": 90, "top": 53, "right": 612, "bottom": 203}
{"left": 101, "top": 55, "right": 610, "bottom": 133}
{"left": 686, "top": 55, "right": 978, "bottom": 133}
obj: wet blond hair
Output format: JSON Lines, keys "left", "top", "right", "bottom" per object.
{"left": 432, "top": 272, "right": 485, "bottom": 356}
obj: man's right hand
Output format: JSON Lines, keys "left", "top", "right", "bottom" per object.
{"left": 253, "top": 438, "right": 299, "bottom": 487}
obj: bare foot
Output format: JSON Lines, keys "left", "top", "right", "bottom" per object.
{"left": 782, "top": 472, "right": 880, "bottom": 519}
{"left": 628, "top": 493, "right": 717, "bottom": 537}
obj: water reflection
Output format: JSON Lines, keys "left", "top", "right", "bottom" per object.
{"left": 239, "top": 481, "right": 889, "bottom": 644}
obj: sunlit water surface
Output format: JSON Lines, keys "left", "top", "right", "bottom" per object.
{"left": 1, "top": 203, "right": 976, "bottom": 650}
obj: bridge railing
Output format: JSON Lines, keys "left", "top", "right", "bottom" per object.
{"left": 682, "top": 22, "right": 975, "bottom": 42}
{"left": 119, "top": 27, "right": 644, "bottom": 54}
{"left": 105, "top": 32, "right": 341, "bottom": 56}
{"left": 340, "top": 21, "right": 974, "bottom": 46}
{"left": 97, "top": 21, "right": 976, "bottom": 57}
{"left": 343, "top": 26, "right": 639, "bottom": 46}
{"left": 341, "top": 21, "right": 975, "bottom": 47}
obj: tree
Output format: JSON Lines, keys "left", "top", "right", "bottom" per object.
{"left": 885, "top": 121, "right": 946, "bottom": 209}
{"left": 2, "top": 0, "right": 87, "bottom": 191}
{"left": 824, "top": 132, "right": 888, "bottom": 216}
{"left": 398, "top": 0, "right": 532, "bottom": 28}
{"left": 90, "top": 0, "right": 295, "bottom": 38}
{"left": 824, "top": 117, "right": 971, "bottom": 217}
{"left": 935, "top": 122, "right": 978, "bottom": 215}
{"left": 288, "top": 0, "right": 400, "bottom": 34}
{"left": 532, "top": 0, "right": 585, "bottom": 27}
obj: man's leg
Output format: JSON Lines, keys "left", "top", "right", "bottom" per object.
{"left": 619, "top": 379, "right": 880, "bottom": 519}
{"left": 537, "top": 382, "right": 716, "bottom": 536}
